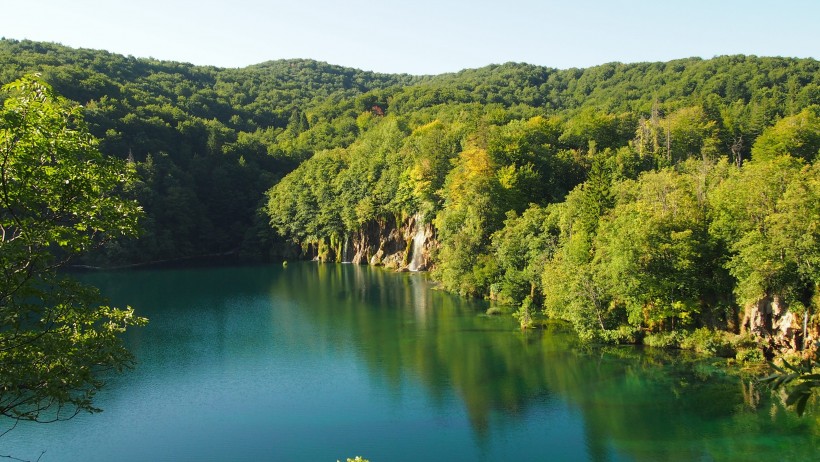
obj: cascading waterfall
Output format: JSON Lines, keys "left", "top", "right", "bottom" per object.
{"left": 341, "top": 234, "right": 351, "bottom": 263}
{"left": 408, "top": 216, "right": 426, "bottom": 272}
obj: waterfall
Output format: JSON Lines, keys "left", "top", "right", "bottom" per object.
{"left": 408, "top": 217, "right": 425, "bottom": 272}
{"left": 341, "top": 234, "right": 351, "bottom": 263}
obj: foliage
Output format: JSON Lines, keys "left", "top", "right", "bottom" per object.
{"left": 513, "top": 296, "right": 536, "bottom": 329}
{"left": 643, "top": 331, "right": 684, "bottom": 349}
{"left": 0, "top": 39, "right": 422, "bottom": 264}
{"left": 595, "top": 164, "right": 725, "bottom": 331}
{"left": 2, "top": 40, "right": 820, "bottom": 370}
{"left": 759, "top": 347, "right": 820, "bottom": 416}
{"left": 433, "top": 145, "right": 505, "bottom": 296}
{"left": 0, "top": 76, "right": 146, "bottom": 424}
{"left": 751, "top": 107, "right": 820, "bottom": 163}
{"left": 678, "top": 328, "right": 735, "bottom": 357}
{"left": 709, "top": 155, "right": 819, "bottom": 308}
{"left": 4, "top": 40, "right": 819, "bottom": 267}
{"left": 491, "top": 206, "right": 556, "bottom": 306}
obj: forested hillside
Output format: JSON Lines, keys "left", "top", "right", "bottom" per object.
{"left": 2, "top": 38, "right": 818, "bottom": 352}
{"left": 0, "top": 38, "right": 422, "bottom": 263}
{"left": 262, "top": 52, "right": 820, "bottom": 353}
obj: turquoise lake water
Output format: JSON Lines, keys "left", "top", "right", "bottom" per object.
{"left": 2, "top": 262, "right": 818, "bottom": 461}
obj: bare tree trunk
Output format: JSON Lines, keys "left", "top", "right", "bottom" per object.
{"left": 731, "top": 135, "right": 743, "bottom": 167}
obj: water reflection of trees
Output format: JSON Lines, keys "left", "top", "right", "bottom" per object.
{"left": 291, "top": 263, "right": 820, "bottom": 458}
{"left": 84, "top": 263, "right": 819, "bottom": 460}
{"left": 273, "top": 263, "right": 820, "bottom": 461}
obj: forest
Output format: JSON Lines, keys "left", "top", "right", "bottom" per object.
{"left": 1, "top": 38, "right": 818, "bottom": 360}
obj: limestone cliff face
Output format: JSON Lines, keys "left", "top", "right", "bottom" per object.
{"left": 351, "top": 213, "right": 435, "bottom": 272}
{"left": 286, "top": 214, "right": 436, "bottom": 271}
{"left": 742, "top": 295, "right": 816, "bottom": 355}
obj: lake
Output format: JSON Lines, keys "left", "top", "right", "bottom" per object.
{"left": 2, "top": 262, "right": 818, "bottom": 461}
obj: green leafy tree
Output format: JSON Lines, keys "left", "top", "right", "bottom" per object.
{"left": 491, "top": 206, "right": 556, "bottom": 306}
{"left": 635, "top": 106, "right": 721, "bottom": 167}
{"left": 433, "top": 145, "right": 505, "bottom": 296}
{"left": 538, "top": 151, "right": 627, "bottom": 341}
{"left": 751, "top": 106, "right": 820, "bottom": 163}
{"left": 709, "top": 156, "right": 814, "bottom": 308}
{"left": 399, "top": 119, "right": 462, "bottom": 218}
{"left": 594, "top": 164, "right": 720, "bottom": 331}
{"left": 558, "top": 108, "right": 634, "bottom": 152}
{"left": 488, "top": 115, "right": 568, "bottom": 204}
{"left": 0, "top": 76, "right": 145, "bottom": 426}
{"left": 540, "top": 188, "right": 614, "bottom": 341}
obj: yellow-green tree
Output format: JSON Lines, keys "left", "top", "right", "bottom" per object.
{"left": 594, "top": 164, "right": 722, "bottom": 331}
{"left": 751, "top": 107, "right": 820, "bottom": 163}
{"left": 433, "top": 146, "right": 503, "bottom": 296}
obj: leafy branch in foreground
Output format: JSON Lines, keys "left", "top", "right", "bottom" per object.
{"left": 0, "top": 75, "right": 146, "bottom": 428}
{"left": 759, "top": 344, "right": 820, "bottom": 416}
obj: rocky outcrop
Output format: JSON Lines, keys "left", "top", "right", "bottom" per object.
{"left": 351, "top": 214, "right": 435, "bottom": 271}
{"left": 272, "top": 214, "right": 437, "bottom": 271}
{"left": 742, "top": 295, "right": 813, "bottom": 354}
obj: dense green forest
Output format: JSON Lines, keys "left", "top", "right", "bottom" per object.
{"left": 2, "top": 38, "right": 818, "bottom": 359}
{"left": 0, "top": 38, "right": 423, "bottom": 263}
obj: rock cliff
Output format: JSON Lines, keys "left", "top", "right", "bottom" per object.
{"left": 742, "top": 294, "right": 816, "bottom": 356}
{"left": 288, "top": 214, "right": 436, "bottom": 272}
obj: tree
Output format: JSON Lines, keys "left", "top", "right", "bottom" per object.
{"left": 540, "top": 186, "right": 615, "bottom": 342}
{"left": 709, "top": 156, "right": 814, "bottom": 308}
{"left": 635, "top": 106, "right": 721, "bottom": 167}
{"left": 491, "top": 206, "right": 556, "bottom": 306}
{"left": 0, "top": 76, "right": 145, "bottom": 428}
{"left": 433, "top": 145, "right": 505, "bottom": 297}
{"left": 594, "top": 165, "right": 720, "bottom": 331}
{"left": 751, "top": 107, "right": 820, "bottom": 163}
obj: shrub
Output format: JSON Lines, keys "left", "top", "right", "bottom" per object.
{"left": 513, "top": 296, "right": 535, "bottom": 329}
{"left": 680, "top": 328, "right": 735, "bottom": 357}
{"left": 485, "top": 306, "right": 503, "bottom": 316}
{"left": 735, "top": 347, "right": 765, "bottom": 364}
{"left": 599, "top": 325, "right": 642, "bottom": 344}
{"left": 644, "top": 331, "right": 683, "bottom": 349}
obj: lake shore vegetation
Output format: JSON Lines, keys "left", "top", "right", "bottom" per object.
{"left": 1, "top": 38, "right": 818, "bottom": 413}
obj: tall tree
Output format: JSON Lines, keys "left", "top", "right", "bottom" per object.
{"left": 0, "top": 76, "right": 145, "bottom": 428}
{"left": 594, "top": 164, "right": 721, "bottom": 331}
{"left": 751, "top": 107, "right": 820, "bottom": 163}
{"left": 709, "top": 156, "right": 815, "bottom": 308}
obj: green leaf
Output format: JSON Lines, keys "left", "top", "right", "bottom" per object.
{"left": 795, "top": 393, "right": 810, "bottom": 417}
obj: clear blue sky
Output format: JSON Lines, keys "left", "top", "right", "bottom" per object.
{"left": 2, "top": 0, "right": 817, "bottom": 74}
